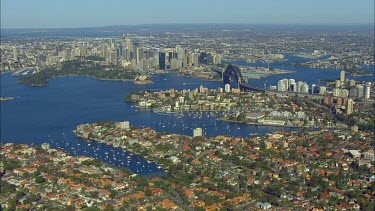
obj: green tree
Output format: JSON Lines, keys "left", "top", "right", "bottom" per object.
{"left": 145, "top": 188, "right": 152, "bottom": 197}
{"left": 193, "top": 207, "right": 205, "bottom": 211}
{"left": 83, "top": 207, "right": 101, "bottom": 211}
{"left": 104, "top": 204, "right": 115, "bottom": 211}
{"left": 34, "top": 175, "right": 45, "bottom": 183}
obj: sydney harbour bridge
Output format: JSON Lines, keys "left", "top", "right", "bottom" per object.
{"left": 213, "top": 65, "right": 265, "bottom": 92}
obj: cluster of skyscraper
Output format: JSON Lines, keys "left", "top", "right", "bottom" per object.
{"left": 98, "top": 33, "right": 222, "bottom": 71}
{"left": 275, "top": 78, "right": 312, "bottom": 94}
{"left": 274, "top": 70, "right": 371, "bottom": 99}
{"left": 333, "top": 71, "right": 371, "bottom": 99}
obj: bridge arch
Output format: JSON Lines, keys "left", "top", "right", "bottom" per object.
{"left": 223, "top": 65, "right": 243, "bottom": 84}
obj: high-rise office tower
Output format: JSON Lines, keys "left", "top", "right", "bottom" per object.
{"left": 206, "top": 53, "right": 213, "bottom": 64}
{"left": 170, "top": 58, "right": 178, "bottom": 70}
{"left": 340, "top": 70, "right": 345, "bottom": 82}
{"left": 101, "top": 45, "right": 109, "bottom": 59}
{"left": 192, "top": 53, "right": 199, "bottom": 66}
{"left": 125, "top": 39, "right": 133, "bottom": 50}
{"left": 159, "top": 52, "right": 166, "bottom": 70}
{"left": 110, "top": 39, "right": 116, "bottom": 50}
{"left": 109, "top": 50, "right": 117, "bottom": 64}
{"left": 125, "top": 39, "right": 133, "bottom": 61}
{"left": 176, "top": 45, "right": 185, "bottom": 68}
{"left": 168, "top": 52, "right": 173, "bottom": 62}
{"left": 70, "top": 49, "right": 76, "bottom": 60}
{"left": 199, "top": 52, "right": 207, "bottom": 64}
{"left": 142, "top": 58, "right": 148, "bottom": 71}
{"left": 74, "top": 47, "right": 81, "bottom": 57}
{"left": 188, "top": 52, "right": 193, "bottom": 66}
{"left": 79, "top": 46, "right": 87, "bottom": 57}
{"left": 136, "top": 47, "right": 144, "bottom": 63}
{"left": 122, "top": 32, "right": 126, "bottom": 42}
{"left": 13, "top": 47, "right": 18, "bottom": 60}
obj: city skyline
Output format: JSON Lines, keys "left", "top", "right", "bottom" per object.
{"left": 1, "top": 0, "right": 374, "bottom": 29}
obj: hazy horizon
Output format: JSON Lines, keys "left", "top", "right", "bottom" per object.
{"left": 1, "top": 23, "right": 374, "bottom": 31}
{"left": 1, "top": 0, "right": 374, "bottom": 29}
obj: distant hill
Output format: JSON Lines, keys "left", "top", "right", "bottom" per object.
{"left": 2, "top": 23, "right": 374, "bottom": 38}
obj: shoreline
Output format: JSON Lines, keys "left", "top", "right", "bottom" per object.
{"left": 0, "top": 97, "right": 15, "bottom": 102}
{"left": 74, "top": 131, "right": 169, "bottom": 172}
{"left": 133, "top": 80, "right": 153, "bottom": 85}
{"left": 217, "top": 117, "right": 310, "bottom": 129}
{"left": 18, "top": 74, "right": 137, "bottom": 86}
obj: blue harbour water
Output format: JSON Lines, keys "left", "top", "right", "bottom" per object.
{"left": 1, "top": 56, "right": 374, "bottom": 176}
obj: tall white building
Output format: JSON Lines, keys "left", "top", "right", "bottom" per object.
{"left": 340, "top": 70, "right": 346, "bottom": 82}
{"left": 176, "top": 45, "right": 185, "bottom": 68}
{"left": 277, "top": 79, "right": 286, "bottom": 92}
{"left": 333, "top": 88, "right": 341, "bottom": 97}
{"left": 199, "top": 85, "right": 205, "bottom": 93}
{"left": 136, "top": 47, "right": 144, "bottom": 62}
{"left": 225, "top": 83, "right": 231, "bottom": 93}
{"left": 296, "top": 81, "right": 304, "bottom": 92}
{"left": 192, "top": 53, "right": 199, "bottom": 66}
{"left": 13, "top": 47, "right": 18, "bottom": 60}
{"left": 335, "top": 80, "right": 341, "bottom": 88}
{"left": 364, "top": 84, "right": 371, "bottom": 99}
{"left": 118, "top": 121, "right": 130, "bottom": 129}
{"left": 288, "top": 79, "right": 295, "bottom": 86}
{"left": 319, "top": 86, "right": 326, "bottom": 95}
{"left": 283, "top": 78, "right": 289, "bottom": 90}
{"left": 301, "top": 82, "right": 309, "bottom": 93}
{"left": 170, "top": 58, "right": 178, "bottom": 70}
{"left": 193, "top": 128, "right": 203, "bottom": 137}
{"left": 349, "top": 79, "right": 356, "bottom": 87}
{"left": 346, "top": 99, "right": 354, "bottom": 115}
{"left": 213, "top": 54, "right": 222, "bottom": 65}
{"left": 355, "top": 84, "right": 364, "bottom": 98}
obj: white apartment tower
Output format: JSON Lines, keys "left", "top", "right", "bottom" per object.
{"left": 225, "top": 83, "right": 231, "bottom": 93}
{"left": 193, "top": 128, "right": 203, "bottom": 137}
{"left": 340, "top": 70, "right": 345, "bottom": 82}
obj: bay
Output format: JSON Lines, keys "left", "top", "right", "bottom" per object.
{"left": 1, "top": 56, "right": 373, "bottom": 175}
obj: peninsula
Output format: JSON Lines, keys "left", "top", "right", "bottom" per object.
{"left": 0, "top": 97, "right": 14, "bottom": 102}
{"left": 126, "top": 86, "right": 336, "bottom": 129}
{"left": 17, "top": 60, "right": 141, "bottom": 86}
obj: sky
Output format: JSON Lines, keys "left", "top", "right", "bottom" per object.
{"left": 1, "top": 0, "right": 374, "bottom": 28}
